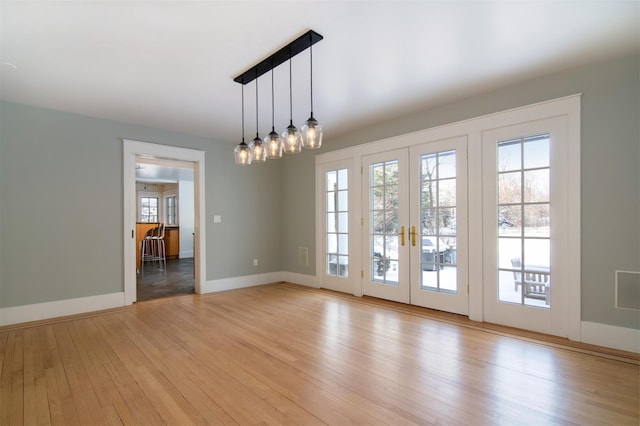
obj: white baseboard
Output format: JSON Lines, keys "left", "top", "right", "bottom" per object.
{"left": 204, "top": 272, "right": 285, "bottom": 293}
{"left": 204, "top": 271, "right": 319, "bottom": 293}
{"left": 581, "top": 321, "right": 640, "bottom": 354}
{"left": 0, "top": 292, "right": 125, "bottom": 327}
{"left": 280, "top": 271, "right": 320, "bottom": 288}
{"left": 0, "top": 271, "right": 320, "bottom": 326}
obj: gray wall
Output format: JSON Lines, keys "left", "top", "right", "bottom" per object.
{"left": 1, "top": 53, "right": 638, "bottom": 331}
{"left": 282, "top": 53, "right": 640, "bottom": 330}
{"left": 0, "top": 102, "right": 283, "bottom": 307}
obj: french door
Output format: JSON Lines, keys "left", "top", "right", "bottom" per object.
{"left": 362, "top": 137, "right": 468, "bottom": 314}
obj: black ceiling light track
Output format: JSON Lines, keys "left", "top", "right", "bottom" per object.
{"left": 233, "top": 30, "right": 323, "bottom": 85}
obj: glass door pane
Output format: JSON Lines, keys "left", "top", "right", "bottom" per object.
{"left": 362, "top": 149, "right": 410, "bottom": 304}
{"left": 370, "top": 160, "right": 400, "bottom": 284}
{"left": 419, "top": 150, "right": 457, "bottom": 292}
{"left": 497, "top": 135, "right": 551, "bottom": 307}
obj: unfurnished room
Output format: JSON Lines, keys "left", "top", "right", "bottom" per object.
{"left": 1, "top": 1, "right": 639, "bottom": 424}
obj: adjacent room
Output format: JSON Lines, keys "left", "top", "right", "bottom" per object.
{"left": 1, "top": 1, "right": 638, "bottom": 424}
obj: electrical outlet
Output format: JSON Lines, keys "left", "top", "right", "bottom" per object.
{"left": 253, "top": 259, "right": 258, "bottom": 267}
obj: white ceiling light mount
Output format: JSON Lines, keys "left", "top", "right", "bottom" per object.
{"left": 233, "top": 30, "right": 323, "bottom": 165}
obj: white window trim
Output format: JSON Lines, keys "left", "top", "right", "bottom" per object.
{"left": 315, "top": 94, "right": 581, "bottom": 341}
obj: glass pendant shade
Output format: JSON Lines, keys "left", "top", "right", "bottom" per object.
{"left": 234, "top": 140, "right": 252, "bottom": 165}
{"left": 249, "top": 136, "right": 266, "bottom": 162}
{"left": 265, "top": 129, "right": 283, "bottom": 159}
{"left": 282, "top": 122, "right": 302, "bottom": 154}
{"left": 249, "top": 77, "right": 266, "bottom": 162}
{"left": 302, "top": 115, "right": 322, "bottom": 149}
{"left": 234, "top": 81, "right": 252, "bottom": 166}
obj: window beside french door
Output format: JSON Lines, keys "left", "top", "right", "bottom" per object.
{"left": 318, "top": 159, "right": 361, "bottom": 295}
{"left": 326, "top": 168, "right": 349, "bottom": 278}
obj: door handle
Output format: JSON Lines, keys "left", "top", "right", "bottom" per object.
{"left": 411, "top": 226, "right": 417, "bottom": 247}
{"left": 400, "top": 226, "right": 405, "bottom": 246}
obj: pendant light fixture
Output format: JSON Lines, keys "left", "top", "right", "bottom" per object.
{"left": 249, "top": 72, "right": 267, "bottom": 162}
{"left": 282, "top": 53, "right": 303, "bottom": 154}
{"left": 302, "top": 33, "right": 322, "bottom": 149}
{"left": 233, "top": 83, "right": 252, "bottom": 165}
{"left": 232, "top": 30, "right": 323, "bottom": 165}
{"left": 265, "top": 66, "right": 283, "bottom": 159}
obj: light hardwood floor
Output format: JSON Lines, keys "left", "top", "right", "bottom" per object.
{"left": 1, "top": 283, "right": 638, "bottom": 425}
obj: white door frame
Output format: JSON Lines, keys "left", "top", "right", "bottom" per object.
{"left": 123, "top": 139, "right": 206, "bottom": 305}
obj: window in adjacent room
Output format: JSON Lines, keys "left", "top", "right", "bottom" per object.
{"left": 139, "top": 197, "right": 158, "bottom": 222}
{"left": 166, "top": 195, "right": 177, "bottom": 225}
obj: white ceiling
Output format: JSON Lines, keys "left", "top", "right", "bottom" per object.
{"left": 1, "top": 1, "right": 638, "bottom": 146}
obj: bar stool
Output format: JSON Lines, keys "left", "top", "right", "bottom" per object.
{"left": 150, "top": 223, "right": 166, "bottom": 272}
{"left": 140, "top": 225, "right": 157, "bottom": 272}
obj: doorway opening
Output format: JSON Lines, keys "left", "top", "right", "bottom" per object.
{"left": 135, "top": 158, "right": 195, "bottom": 301}
{"left": 123, "top": 139, "right": 206, "bottom": 305}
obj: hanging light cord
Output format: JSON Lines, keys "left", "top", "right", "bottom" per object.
{"left": 271, "top": 67, "right": 275, "bottom": 130}
{"left": 310, "top": 37, "right": 314, "bottom": 116}
{"left": 255, "top": 70, "right": 259, "bottom": 137}
{"left": 289, "top": 52, "right": 293, "bottom": 124}
{"left": 241, "top": 83, "right": 245, "bottom": 141}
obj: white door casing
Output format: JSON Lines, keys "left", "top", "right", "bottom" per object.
{"left": 123, "top": 139, "right": 206, "bottom": 305}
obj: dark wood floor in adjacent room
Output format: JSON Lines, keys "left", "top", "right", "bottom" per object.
{"left": 1, "top": 283, "right": 638, "bottom": 425}
{"left": 137, "top": 257, "right": 195, "bottom": 302}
